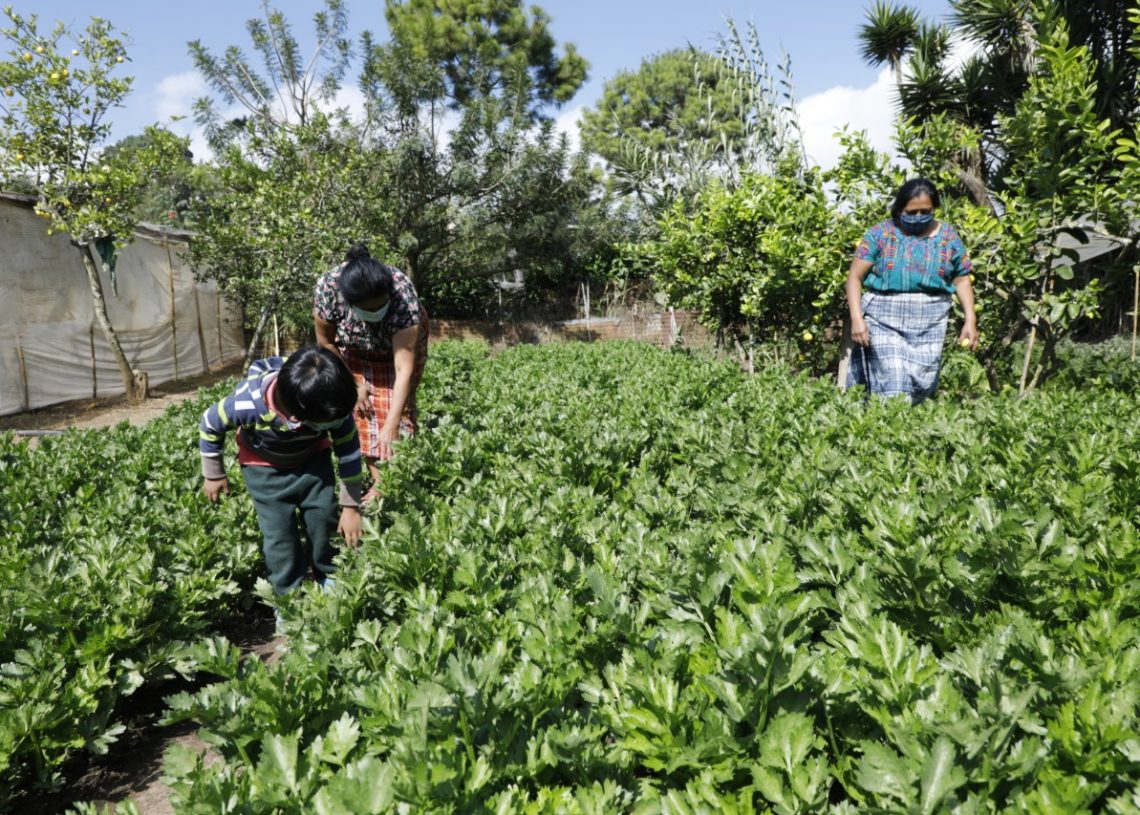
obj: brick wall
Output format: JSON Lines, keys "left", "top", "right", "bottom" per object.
{"left": 428, "top": 310, "right": 713, "bottom": 349}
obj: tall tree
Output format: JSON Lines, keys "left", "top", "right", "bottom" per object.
{"left": 358, "top": 0, "right": 593, "bottom": 295}
{"left": 581, "top": 21, "right": 804, "bottom": 219}
{"left": 858, "top": 0, "right": 921, "bottom": 86}
{"left": 187, "top": 1, "right": 387, "bottom": 354}
{"left": 0, "top": 9, "right": 185, "bottom": 400}
{"left": 377, "top": 0, "right": 587, "bottom": 115}
{"left": 580, "top": 48, "right": 746, "bottom": 179}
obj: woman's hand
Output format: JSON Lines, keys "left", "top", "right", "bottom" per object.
{"left": 354, "top": 380, "right": 374, "bottom": 418}
{"left": 377, "top": 423, "right": 400, "bottom": 458}
{"left": 851, "top": 317, "right": 871, "bottom": 347}
{"left": 958, "top": 320, "right": 979, "bottom": 351}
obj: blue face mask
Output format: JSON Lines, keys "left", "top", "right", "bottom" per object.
{"left": 350, "top": 302, "right": 390, "bottom": 323}
{"left": 899, "top": 212, "right": 934, "bottom": 235}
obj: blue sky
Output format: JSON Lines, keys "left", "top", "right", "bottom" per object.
{"left": 26, "top": 0, "right": 955, "bottom": 166}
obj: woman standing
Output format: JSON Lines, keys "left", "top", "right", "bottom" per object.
{"left": 314, "top": 244, "right": 429, "bottom": 500}
{"left": 845, "top": 178, "right": 978, "bottom": 403}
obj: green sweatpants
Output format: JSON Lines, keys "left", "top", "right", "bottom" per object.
{"left": 241, "top": 455, "right": 340, "bottom": 593}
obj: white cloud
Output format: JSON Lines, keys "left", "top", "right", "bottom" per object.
{"left": 796, "top": 66, "right": 897, "bottom": 171}
{"left": 154, "top": 71, "right": 212, "bottom": 161}
{"left": 553, "top": 104, "right": 584, "bottom": 153}
{"left": 795, "top": 36, "right": 982, "bottom": 171}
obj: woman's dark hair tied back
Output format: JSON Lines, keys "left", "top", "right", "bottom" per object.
{"left": 891, "top": 178, "right": 941, "bottom": 222}
{"left": 339, "top": 242, "right": 393, "bottom": 304}
{"left": 345, "top": 242, "right": 370, "bottom": 262}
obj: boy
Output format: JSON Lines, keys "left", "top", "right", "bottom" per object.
{"left": 200, "top": 347, "right": 365, "bottom": 593}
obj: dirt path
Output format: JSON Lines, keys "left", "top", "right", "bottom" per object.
{"left": 0, "top": 361, "right": 245, "bottom": 435}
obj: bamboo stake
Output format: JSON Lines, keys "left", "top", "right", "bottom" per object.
{"left": 89, "top": 325, "right": 97, "bottom": 398}
{"left": 166, "top": 239, "right": 179, "bottom": 380}
{"left": 1132, "top": 264, "right": 1138, "bottom": 362}
{"left": 1019, "top": 323, "right": 1037, "bottom": 398}
{"left": 15, "top": 345, "right": 29, "bottom": 412}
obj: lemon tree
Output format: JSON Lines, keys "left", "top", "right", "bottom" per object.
{"left": 0, "top": 7, "right": 184, "bottom": 400}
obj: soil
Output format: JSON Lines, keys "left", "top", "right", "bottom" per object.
{"left": 14, "top": 608, "right": 287, "bottom": 815}
{"left": 0, "top": 361, "right": 246, "bottom": 435}
{"left": 1, "top": 363, "right": 289, "bottom": 814}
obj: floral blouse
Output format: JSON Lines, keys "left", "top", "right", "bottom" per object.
{"left": 313, "top": 263, "right": 424, "bottom": 354}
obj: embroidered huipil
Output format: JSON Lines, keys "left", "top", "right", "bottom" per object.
{"left": 856, "top": 219, "right": 972, "bottom": 294}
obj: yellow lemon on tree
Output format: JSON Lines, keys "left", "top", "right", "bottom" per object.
{"left": 959, "top": 337, "right": 971, "bottom": 349}
{"left": 802, "top": 330, "right": 814, "bottom": 342}
{"left": 72, "top": 49, "right": 80, "bottom": 56}
{"left": 115, "top": 55, "right": 124, "bottom": 63}
{"left": 34, "top": 46, "right": 45, "bottom": 54}
{"left": 22, "top": 52, "right": 33, "bottom": 62}
{"left": 4, "top": 88, "right": 13, "bottom": 97}
{"left": 49, "top": 72, "right": 61, "bottom": 81}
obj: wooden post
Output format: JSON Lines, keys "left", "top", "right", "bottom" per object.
{"left": 583, "top": 280, "right": 592, "bottom": 341}
{"left": 15, "top": 345, "right": 29, "bottom": 412}
{"left": 1132, "top": 264, "right": 1138, "bottom": 362}
{"left": 216, "top": 290, "right": 224, "bottom": 364}
{"left": 837, "top": 317, "right": 853, "bottom": 390}
{"left": 192, "top": 280, "right": 209, "bottom": 373}
{"left": 89, "top": 325, "right": 97, "bottom": 398}
{"left": 166, "top": 239, "right": 179, "bottom": 380}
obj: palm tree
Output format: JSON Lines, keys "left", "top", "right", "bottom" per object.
{"left": 858, "top": 1, "right": 921, "bottom": 87}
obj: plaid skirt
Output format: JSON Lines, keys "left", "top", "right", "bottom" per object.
{"left": 846, "top": 292, "right": 951, "bottom": 403}
{"left": 342, "top": 313, "right": 429, "bottom": 460}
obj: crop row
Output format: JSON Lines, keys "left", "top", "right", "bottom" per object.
{"left": 0, "top": 391, "right": 263, "bottom": 804}
{"left": 152, "top": 341, "right": 1140, "bottom": 814}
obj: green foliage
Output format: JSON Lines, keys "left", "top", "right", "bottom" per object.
{"left": 188, "top": 0, "right": 604, "bottom": 321}
{"left": 580, "top": 48, "right": 747, "bottom": 188}
{"left": 953, "top": 20, "right": 1135, "bottom": 392}
{"left": 100, "top": 131, "right": 211, "bottom": 228}
{"left": 155, "top": 341, "right": 1140, "bottom": 811}
{"left": 379, "top": 0, "right": 588, "bottom": 114}
{"left": 578, "top": 20, "right": 803, "bottom": 232}
{"left": 187, "top": 114, "right": 390, "bottom": 335}
{"left": 640, "top": 164, "right": 851, "bottom": 366}
{"left": 0, "top": 387, "right": 261, "bottom": 803}
{"left": 0, "top": 8, "right": 186, "bottom": 246}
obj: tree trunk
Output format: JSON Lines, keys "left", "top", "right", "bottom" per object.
{"left": 78, "top": 243, "right": 145, "bottom": 401}
{"left": 243, "top": 304, "right": 274, "bottom": 369}
{"left": 836, "top": 315, "right": 853, "bottom": 390}
{"left": 955, "top": 161, "right": 994, "bottom": 213}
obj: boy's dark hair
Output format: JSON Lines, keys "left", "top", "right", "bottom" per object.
{"left": 340, "top": 243, "right": 394, "bottom": 304}
{"left": 890, "top": 178, "right": 941, "bottom": 223}
{"left": 275, "top": 347, "right": 356, "bottom": 423}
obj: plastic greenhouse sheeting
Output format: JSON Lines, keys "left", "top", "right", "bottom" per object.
{"left": 0, "top": 194, "right": 244, "bottom": 416}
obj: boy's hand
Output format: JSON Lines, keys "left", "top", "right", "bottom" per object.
{"left": 203, "top": 477, "right": 229, "bottom": 502}
{"left": 339, "top": 506, "right": 363, "bottom": 548}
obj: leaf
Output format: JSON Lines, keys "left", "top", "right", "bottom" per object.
{"left": 318, "top": 713, "right": 361, "bottom": 767}
{"left": 856, "top": 741, "right": 916, "bottom": 805}
{"left": 919, "top": 738, "right": 966, "bottom": 814}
